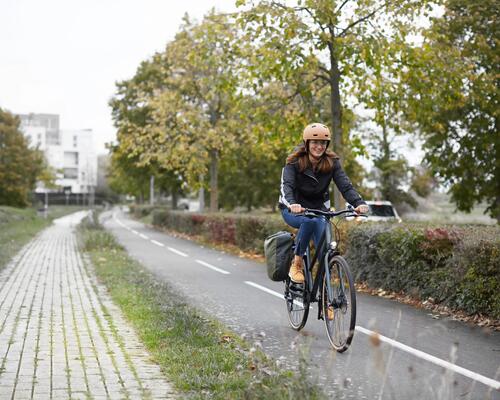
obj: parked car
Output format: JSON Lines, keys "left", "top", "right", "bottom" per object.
{"left": 365, "top": 200, "right": 402, "bottom": 223}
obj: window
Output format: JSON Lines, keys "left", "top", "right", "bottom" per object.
{"left": 46, "top": 132, "right": 60, "bottom": 145}
{"left": 64, "top": 152, "right": 79, "bottom": 166}
{"left": 63, "top": 168, "right": 78, "bottom": 179}
{"left": 73, "top": 135, "right": 78, "bottom": 148}
{"left": 369, "top": 205, "right": 396, "bottom": 217}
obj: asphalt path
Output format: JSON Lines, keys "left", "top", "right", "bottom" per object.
{"left": 101, "top": 209, "right": 500, "bottom": 400}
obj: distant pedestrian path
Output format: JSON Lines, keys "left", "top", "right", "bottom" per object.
{"left": 0, "top": 211, "right": 175, "bottom": 399}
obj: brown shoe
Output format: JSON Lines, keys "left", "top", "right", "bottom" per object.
{"left": 289, "top": 259, "right": 304, "bottom": 283}
{"left": 326, "top": 306, "right": 334, "bottom": 321}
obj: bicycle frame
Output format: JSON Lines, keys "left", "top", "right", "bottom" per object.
{"left": 301, "top": 217, "right": 339, "bottom": 319}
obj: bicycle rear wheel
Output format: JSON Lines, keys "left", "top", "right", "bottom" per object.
{"left": 322, "top": 255, "right": 356, "bottom": 352}
{"left": 285, "top": 277, "right": 309, "bottom": 330}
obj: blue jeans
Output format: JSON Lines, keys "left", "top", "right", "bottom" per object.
{"left": 281, "top": 209, "right": 328, "bottom": 256}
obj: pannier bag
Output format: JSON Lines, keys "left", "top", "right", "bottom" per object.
{"left": 264, "top": 231, "right": 294, "bottom": 281}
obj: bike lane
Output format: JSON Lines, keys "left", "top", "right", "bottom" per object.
{"left": 101, "top": 209, "right": 500, "bottom": 400}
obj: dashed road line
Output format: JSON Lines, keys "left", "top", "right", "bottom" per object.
{"left": 244, "top": 281, "right": 282, "bottom": 299}
{"left": 195, "top": 260, "right": 230, "bottom": 275}
{"left": 138, "top": 233, "right": 149, "bottom": 240}
{"left": 167, "top": 247, "right": 188, "bottom": 257}
{"left": 244, "top": 280, "right": 500, "bottom": 391}
{"left": 151, "top": 240, "right": 165, "bottom": 247}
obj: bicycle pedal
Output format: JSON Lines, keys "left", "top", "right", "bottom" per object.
{"left": 290, "top": 281, "right": 304, "bottom": 288}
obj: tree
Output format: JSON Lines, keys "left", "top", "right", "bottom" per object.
{"left": 237, "top": 0, "right": 437, "bottom": 207}
{"left": 145, "top": 12, "right": 245, "bottom": 211}
{"left": 404, "top": 0, "right": 499, "bottom": 222}
{"left": 0, "top": 108, "right": 45, "bottom": 207}
{"left": 109, "top": 53, "right": 185, "bottom": 204}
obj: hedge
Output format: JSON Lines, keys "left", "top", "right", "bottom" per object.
{"left": 132, "top": 206, "right": 500, "bottom": 319}
{"left": 346, "top": 224, "right": 500, "bottom": 319}
{"left": 150, "top": 209, "right": 288, "bottom": 254}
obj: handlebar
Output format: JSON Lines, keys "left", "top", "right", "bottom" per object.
{"left": 288, "top": 205, "right": 367, "bottom": 219}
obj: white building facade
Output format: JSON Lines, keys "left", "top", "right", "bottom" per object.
{"left": 18, "top": 113, "right": 97, "bottom": 194}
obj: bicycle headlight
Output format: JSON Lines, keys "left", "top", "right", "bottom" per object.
{"left": 330, "top": 241, "right": 337, "bottom": 250}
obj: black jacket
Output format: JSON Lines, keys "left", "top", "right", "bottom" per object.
{"left": 279, "top": 159, "right": 366, "bottom": 210}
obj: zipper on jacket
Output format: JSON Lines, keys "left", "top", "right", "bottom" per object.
{"left": 304, "top": 169, "right": 319, "bottom": 183}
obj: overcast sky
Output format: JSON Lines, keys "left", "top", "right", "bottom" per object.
{"left": 0, "top": 0, "right": 237, "bottom": 154}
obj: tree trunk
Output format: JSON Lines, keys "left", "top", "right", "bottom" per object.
{"left": 209, "top": 149, "right": 218, "bottom": 212}
{"left": 381, "top": 122, "right": 390, "bottom": 162}
{"left": 198, "top": 174, "right": 205, "bottom": 213}
{"left": 172, "top": 190, "right": 178, "bottom": 209}
{"left": 329, "top": 41, "right": 345, "bottom": 210}
{"left": 495, "top": 194, "right": 500, "bottom": 225}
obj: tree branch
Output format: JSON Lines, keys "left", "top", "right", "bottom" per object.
{"left": 315, "top": 73, "right": 331, "bottom": 84}
{"left": 339, "top": 1, "right": 389, "bottom": 37}
{"left": 318, "top": 65, "right": 331, "bottom": 76}
{"left": 335, "top": 0, "right": 351, "bottom": 14}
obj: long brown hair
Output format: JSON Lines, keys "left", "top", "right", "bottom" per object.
{"left": 286, "top": 143, "right": 338, "bottom": 173}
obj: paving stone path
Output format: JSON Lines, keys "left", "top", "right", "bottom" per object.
{"left": 0, "top": 212, "right": 176, "bottom": 399}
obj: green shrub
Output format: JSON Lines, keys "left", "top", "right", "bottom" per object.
{"left": 346, "top": 223, "right": 500, "bottom": 318}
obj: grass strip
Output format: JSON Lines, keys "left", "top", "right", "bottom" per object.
{"left": 78, "top": 216, "right": 326, "bottom": 400}
{"left": 0, "top": 205, "right": 85, "bottom": 271}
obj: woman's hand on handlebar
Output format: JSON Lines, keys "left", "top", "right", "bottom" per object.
{"left": 354, "top": 204, "right": 369, "bottom": 214}
{"left": 289, "top": 204, "right": 305, "bottom": 214}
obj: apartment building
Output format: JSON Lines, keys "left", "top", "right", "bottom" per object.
{"left": 18, "top": 113, "right": 97, "bottom": 194}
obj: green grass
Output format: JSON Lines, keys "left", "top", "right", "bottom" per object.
{"left": 78, "top": 216, "right": 326, "bottom": 399}
{"left": 0, "top": 205, "right": 86, "bottom": 270}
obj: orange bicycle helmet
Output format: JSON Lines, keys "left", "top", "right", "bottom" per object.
{"left": 303, "top": 123, "right": 331, "bottom": 142}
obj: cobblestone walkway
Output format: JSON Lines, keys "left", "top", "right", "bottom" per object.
{"left": 0, "top": 212, "right": 175, "bottom": 399}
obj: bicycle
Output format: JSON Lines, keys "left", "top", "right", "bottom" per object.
{"left": 284, "top": 206, "right": 364, "bottom": 352}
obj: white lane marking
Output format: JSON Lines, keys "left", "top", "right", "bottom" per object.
{"left": 355, "top": 326, "right": 500, "bottom": 390}
{"left": 115, "top": 217, "right": 125, "bottom": 226}
{"left": 245, "top": 281, "right": 307, "bottom": 308}
{"left": 195, "top": 260, "right": 230, "bottom": 275}
{"left": 167, "top": 247, "right": 188, "bottom": 257}
{"left": 115, "top": 216, "right": 133, "bottom": 232}
{"left": 151, "top": 240, "right": 165, "bottom": 247}
{"left": 244, "top": 281, "right": 283, "bottom": 299}
{"left": 138, "top": 233, "right": 149, "bottom": 240}
{"left": 131, "top": 230, "right": 138, "bottom": 235}
{"left": 244, "top": 281, "right": 500, "bottom": 390}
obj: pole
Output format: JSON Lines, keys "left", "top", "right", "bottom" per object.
{"left": 150, "top": 175, "right": 155, "bottom": 205}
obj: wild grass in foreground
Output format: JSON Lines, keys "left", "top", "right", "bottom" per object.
{"left": 0, "top": 205, "right": 85, "bottom": 270}
{"left": 78, "top": 216, "right": 326, "bottom": 400}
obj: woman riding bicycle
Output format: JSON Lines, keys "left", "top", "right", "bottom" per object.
{"left": 279, "top": 123, "right": 369, "bottom": 284}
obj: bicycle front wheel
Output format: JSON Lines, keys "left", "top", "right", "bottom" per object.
{"left": 285, "top": 277, "right": 309, "bottom": 330}
{"left": 322, "top": 255, "right": 357, "bottom": 352}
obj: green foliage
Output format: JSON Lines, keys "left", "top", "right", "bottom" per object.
{"left": 108, "top": 52, "right": 185, "bottom": 201}
{"left": 237, "top": 0, "right": 439, "bottom": 207}
{"left": 403, "top": 0, "right": 500, "bottom": 222}
{"left": 346, "top": 223, "right": 500, "bottom": 318}
{"left": 0, "top": 108, "right": 45, "bottom": 207}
